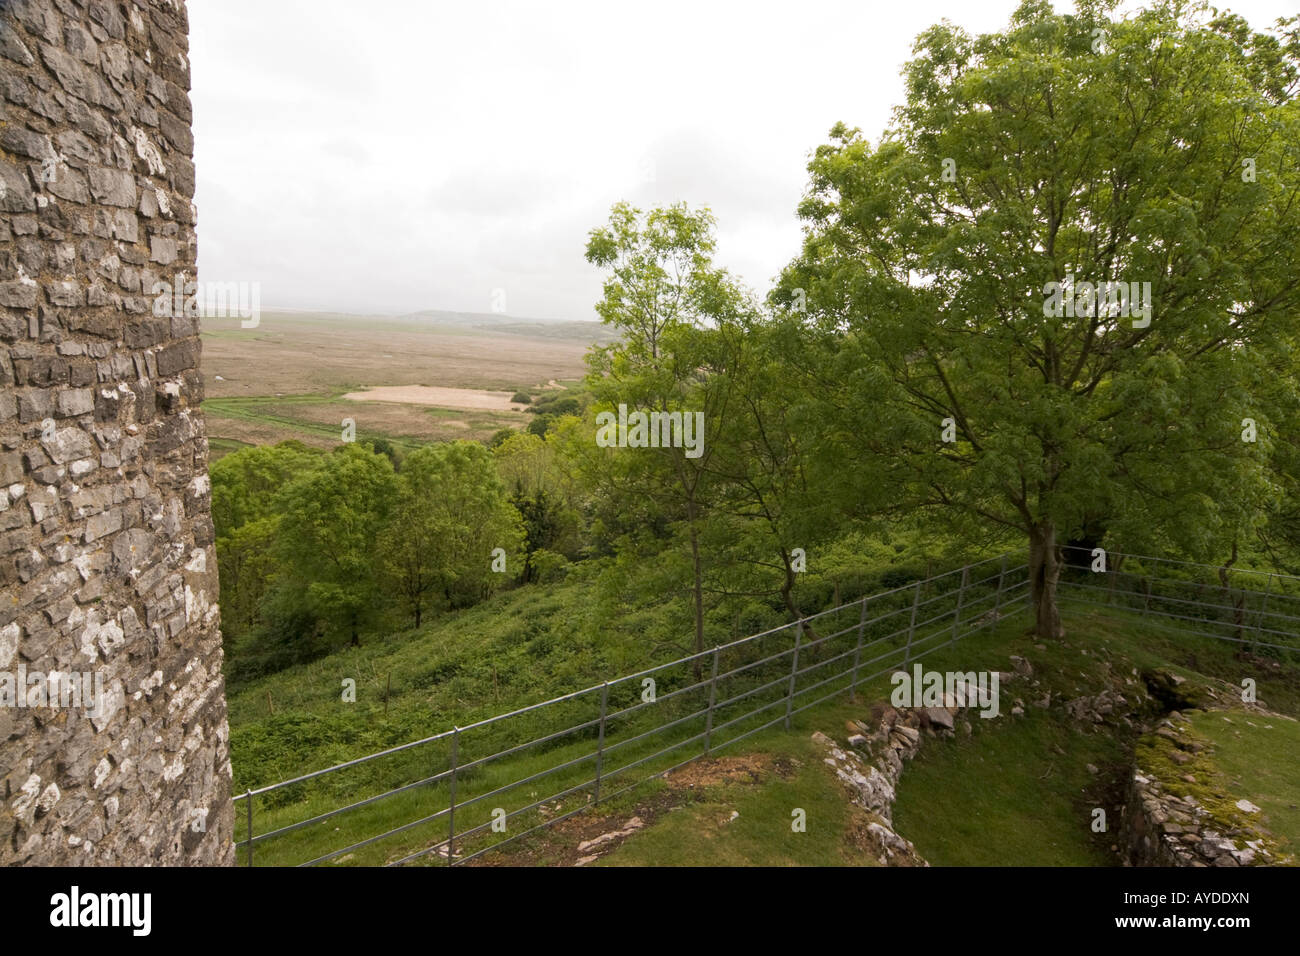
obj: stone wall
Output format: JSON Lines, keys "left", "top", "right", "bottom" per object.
{"left": 812, "top": 681, "right": 1002, "bottom": 866}
{"left": 1119, "top": 717, "right": 1279, "bottom": 868}
{"left": 0, "top": 0, "right": 233, "bottom": 864}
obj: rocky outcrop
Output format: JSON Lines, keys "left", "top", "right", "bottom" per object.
{"left": 574, "top": 816, "right": 645, "bottom": 865}
{"left": 1003, "top": 652, "right": 1281, "bottom": 868}
{"left": 814, "top": 728, "right": 927, "bottom": 866}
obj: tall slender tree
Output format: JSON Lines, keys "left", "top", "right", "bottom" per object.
{"left": 584, "top": 203, "right": 750, "bottom": 672}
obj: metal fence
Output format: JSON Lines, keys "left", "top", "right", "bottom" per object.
{"left": 1056, "top": 545, "right": 1300, "bottom": 655}
{"left": 232, "top": 552, "right": 1030, "bottom": 866}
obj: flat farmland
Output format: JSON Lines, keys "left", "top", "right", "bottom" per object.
{"left": 200, "top": 310, "right": 611, "bottom": 455}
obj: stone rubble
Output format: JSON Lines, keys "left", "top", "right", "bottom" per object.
{"left": 572, "top": 816, "right": 645, "bottom": 863}
{"left": 809, "top": 681, "right": 1002, "bottom": 867}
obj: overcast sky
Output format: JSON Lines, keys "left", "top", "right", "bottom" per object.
{"left": 188, "top": 0, "right": 1296, "bottom": 321}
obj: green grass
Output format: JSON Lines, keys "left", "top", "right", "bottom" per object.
{"left": 228, "top": 558, "right": 999, "bottom": 865}
{"left": 226, "top": 549, "right": 961, "bottom": 792}
{"left": 1186, "top": 710, "right": 1300, "bottom": 857}
{"left": 884, "top": 609, "right": 1132, "bottom": 866}
{"left": 227, "top": 570, "right": 619, "bottom": 790}
{"left": 598, "top": 730, "right": 878, "bottom": 867}
{"left": 204, "top": 394, "right": 348, "bottom": 436}
{"left": 227, "top": 557, "right": 834, "bottom": 866}
{"left": 205, "top": 394, "right": 432, "bottom": 450}
{"left": 234, "top": 669, "right": 893, "bottom": 867}
{"left": 893, "top": 711, "right": 1123, "bottom": 865}
{"left": 891, "top": 605, "right": 1300, "bottom": 866}
{"left": 208, "top": 436, "right": 253, "bottom": 460}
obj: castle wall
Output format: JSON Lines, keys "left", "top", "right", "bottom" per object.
{"left": 0, "top": 0, "right": 233, "bottom": 864}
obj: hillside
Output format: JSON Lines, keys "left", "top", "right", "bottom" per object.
{"left": 484, "top": 607, "right": 1300, "bottom": 867}
{"left": 226, "top": 569, "right": 1300, "bottom": 867}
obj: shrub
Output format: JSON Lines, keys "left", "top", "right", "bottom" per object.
{"left": 530, "top": 548, "right": 570, "bottom": 583}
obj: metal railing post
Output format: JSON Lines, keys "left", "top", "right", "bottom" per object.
{"left": 784, "top": 626, "right": 803, "bottom": 730}
{"left": 903, "top": 581, "right": 922, "bottom": 666}
{"left": 703, "top": 649, "right": 720, "bottom": 754}
{"left": 950, "top": 566, "right": 969, "bottom": 642}
{"left": 245, "top": 790, "right": 253, "bottom": 867}
{"left": 1255, "top": 574, "right": 1273, "bottom": 648}
{"left": 593, "top": 682, "right": 608, "bottom": 804}
{"left": 447, "top": 727, "right": 458, "bottom": 866}
{"left": 993, "top": 554, "right": 1007, "bottom": 616}
{"left": 848, "top": 596, "right": 868, "bottom": 703}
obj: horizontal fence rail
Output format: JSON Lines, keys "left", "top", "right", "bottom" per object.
{"left": 232, "top": 553, "right": 1028, "bottom": 866}
{"left": 1057, "top": 545, "right": 1300, "bottom": 656}
{"left": 231, "top": 546, "right": 1299, "bottom": 866}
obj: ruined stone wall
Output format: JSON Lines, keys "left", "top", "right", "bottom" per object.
{"left": 0, "top": 0, "right": 233, "bottom": 864}
{"left": 1119, "top": 721, "right": 1279, "bottom": 868}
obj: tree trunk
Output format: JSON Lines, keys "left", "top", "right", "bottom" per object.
{"left": 1029, "top": 521, "right": 1065, "bottom": 638}
{"left": 688, "top": 509, "right": 705, "bottom": 681}
{"left": 350, "top": 610, "right": 360, "bottom": 648}
{"left": 1218, "top": 540, "right": 1246, "bottom": 654}
{"left": 780, "top": 569, "right": 798, "bottom": 620}
{"left": 414, "top": 604, "right": 422, "bottom": 629}
{"left": 778, "top": 556, "right": 816, "bottom": 653}
{"left": 778, "top": 552, "right": 813, "bottom": 636}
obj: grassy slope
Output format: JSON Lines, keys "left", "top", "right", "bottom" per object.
{"left": 227, "top": 541, "right": 946, "bottom": 791}
{"left": 227, "top": 577, "right": 1300, "bottom": 867}
{"left": 598, "top": 730, "right": 880, "bottom": 867}
{"left": 227, "top": 569, "right": 618, "bottom": 791}
{"left": 208, "top": 436, "right": 252, "bottom": 460}
{"left": 893, "top": 714, "right": 1124, "bottom": 866}
{"left": 1185, "top": 710, "right": 1300, "bottom": 857}
{"left": 510, "top": 606, "right": 1300, "bottom": 867}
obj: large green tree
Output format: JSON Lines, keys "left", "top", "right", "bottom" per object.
{"left": 703, "top": 313, "right": 842, "bottom": 624}
{"left": 493, "top": 430, "right": 585, "bottom": 581}
{"left": 275, "top": 443, "right": 398, "bottom": 647}
{"left": 379, "top": 441, "right": 524, "bottom": 626}
{"left": 210, "top": 441, "right": 323, "bottom": 638}
{"left": 775, "top": 0, "right": 1300, "bottom": 637}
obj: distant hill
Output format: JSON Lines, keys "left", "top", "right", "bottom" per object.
{"left": 242, "top": 308, "right": 621, "bottom": 345}
{"left": 393, "top": 309, "right": 621, "bottom": 344}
